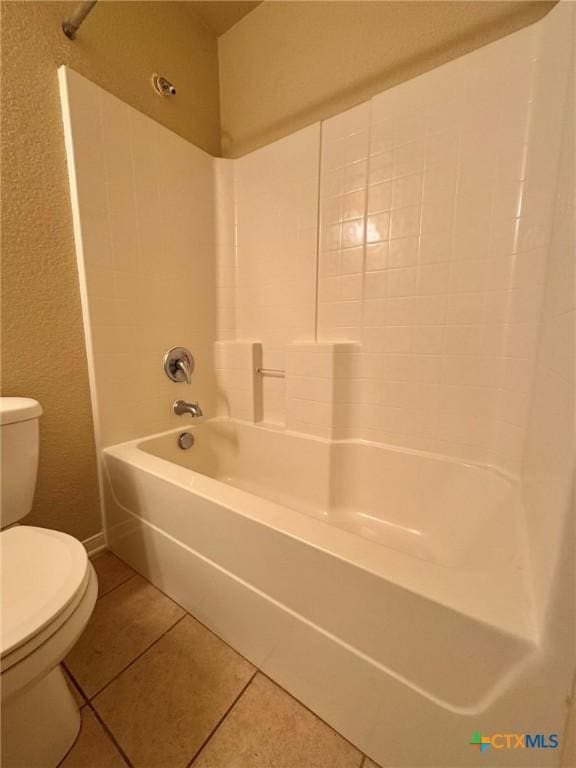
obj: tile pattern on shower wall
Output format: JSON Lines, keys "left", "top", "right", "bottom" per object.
{"left": 235, "top": 125, "right": 321, "bottom": 426}
{"left": 285, "top": 342, "right": 359, "bottom": 438}
{"left": 317, "top": 24, "right": 552, "bottom": 471}
{"left": 62, "top": 68, "right": 217, "bottom": 446}
{"left": 318, "top": 102, "right": 371, "bottom": 344}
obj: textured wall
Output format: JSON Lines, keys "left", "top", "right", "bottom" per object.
{"left": 0, "top": 1, "right": 220, "bottom": 540}
{"left": 218, "top": 1, "right": 555, "bottom": 157}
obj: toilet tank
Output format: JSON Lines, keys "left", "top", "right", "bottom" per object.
{"left": 0, "top": 398, "right": 43, "bottom": 528}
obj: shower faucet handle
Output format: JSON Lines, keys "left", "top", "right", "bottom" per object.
{"left": 163, "top": 347, "right": 194, "bottom": 384}
{"left": 176, "top": 358, "right": 192, "bottom": 385}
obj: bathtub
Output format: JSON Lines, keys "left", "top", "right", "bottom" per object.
{"left": 103, "top": 418, "right": 545, "bottom": 767}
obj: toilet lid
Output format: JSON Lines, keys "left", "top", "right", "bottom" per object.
{"left": 1, "top": 526, "right": 89, "bottom": 658}
{"left": 0, "top": 397, "right": 42, "bottom": 425}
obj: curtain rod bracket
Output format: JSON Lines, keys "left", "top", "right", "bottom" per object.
{"left": 62, "top": 1, "right": 98, "bottom": 40}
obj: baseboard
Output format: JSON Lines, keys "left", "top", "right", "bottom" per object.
{"left": 82, "top": 530, "right": 106, "bottom": 557}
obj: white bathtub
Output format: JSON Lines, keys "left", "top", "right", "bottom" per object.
{"left": 103, "top": 418, "right": 547, "bottom": 767}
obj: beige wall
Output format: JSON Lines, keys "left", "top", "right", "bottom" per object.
{"left": 0, "top": 1, "right": 220, "bottom": 540}
{"left": 218, "top": 1, "right": 555, "bottom": 157}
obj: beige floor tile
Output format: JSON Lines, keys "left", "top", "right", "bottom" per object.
{"left": 65, "top": 575, "right": 184, "bottom": 698}
{"left": 363, "top": 759, "right": 382, "bottom": 768}
{"left": 192, "top": 673, "right": 363, "bottom": 768}
{"left": 60, "top": 707, "right": 128, "bottom": 768}
{"left": 93, "top": 614, "right": 255, "bottom": 768}
{"left": 92, "top": 551, "right": 136, "bottom": 598}
{"left": 63, "top": 666, "right": 85, "bottom": 707}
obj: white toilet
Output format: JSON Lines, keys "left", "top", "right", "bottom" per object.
{"left": 1, "top": 397, "right": 98, "bottom": 768}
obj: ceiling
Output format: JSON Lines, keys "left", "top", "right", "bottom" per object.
{"left": 189, "top": 1, "right": 262, "bottom": 36}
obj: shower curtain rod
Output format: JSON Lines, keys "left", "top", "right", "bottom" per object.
{"left": 62, "top": 1, "right": 98, "bottom": 40}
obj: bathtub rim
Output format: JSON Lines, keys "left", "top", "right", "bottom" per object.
{"left": 103, "top": 419, "right": 537, "bottom": 646}
{"left": 139, "top": 416, "right": 525, "bottom": 484}
{"left": 135, "top": 417, "right": 528, "bottom": 572}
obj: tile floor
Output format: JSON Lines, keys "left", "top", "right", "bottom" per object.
{"left": 61, "top": 551, "right": 382, "bottom": 768}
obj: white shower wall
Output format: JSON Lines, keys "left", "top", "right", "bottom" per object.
{"left": 234, "top": 126, "right": 320, "bottom": 424}
{"left": 216, "top": 8, "right": 571, "bottom": 476}
{"left": 521, "top": 2, "right": 575, "bottom": 627}
{"left": 60, "top": 68, "right": 218, "bottom": 448}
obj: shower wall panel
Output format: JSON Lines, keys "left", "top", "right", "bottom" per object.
{"left": 315, "top": 20, "right": 559, "bottom": 473}
{"left": 60, "top": 68, "right": 218, "bottom": 447}
{"left": 218, "top": 14, "right": 568, "bottom": 474}
{"left": 233, "top": 126, "right": 321, "bottom": 425}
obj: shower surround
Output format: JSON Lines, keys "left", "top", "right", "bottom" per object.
{"left": 60, "top": 4, "right": 574, "bottom": 766}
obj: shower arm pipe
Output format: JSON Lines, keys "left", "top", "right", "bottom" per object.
{"left": 62, "top": 1, "right": 98, "bottom": 40}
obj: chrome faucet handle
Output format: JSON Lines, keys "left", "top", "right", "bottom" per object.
{"left": 163, "top": 347, "right": 194, "bottom": 383}
{"left": 176, "top": 358, "right": 192, "bottom": 385}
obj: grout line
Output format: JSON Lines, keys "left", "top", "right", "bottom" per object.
{"left": 127, "top": 568, "right": 260, "bottom": 673}
{"left": 88, "top": 701, "right": 135, "bottom": 768}
{"left": 95, "top": 571, "right": 138, "bottom": 601}
{"left": 94, "top": 563, "right": 370, "bottom": 764}
{"left": 65, "top": 613, "right": 187, "bottom": 702}
{"left": 185, "top": 669, "right": 258, "bottom": 768}
{"left": 257, "top": 670, "right": 366, "bottom": 759}
{"left": 62, "top": 665, "right": 88, "bottom": 706}
{"left": 116, "top": 567, "right": 367, "bottom": 758}
{"left": 62, "top": 663, "right": 89, "bottom": 701}
{"left": 92, "top": 613, "right": 187, "bottom": 699}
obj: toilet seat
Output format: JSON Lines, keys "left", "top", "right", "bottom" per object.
{"left": 1, "top": 560, "right": 97, "bottom": 768}
{"left": 1, "top": 526, "right": 91, "bottom": 669}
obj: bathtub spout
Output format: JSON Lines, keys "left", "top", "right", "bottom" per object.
{"left": 173, "top": 399, "right": 203, "bottom": 418}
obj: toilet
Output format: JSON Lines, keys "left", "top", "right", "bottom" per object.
{"left": 1, "top": 397, "right": 98, "bottom": 768}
